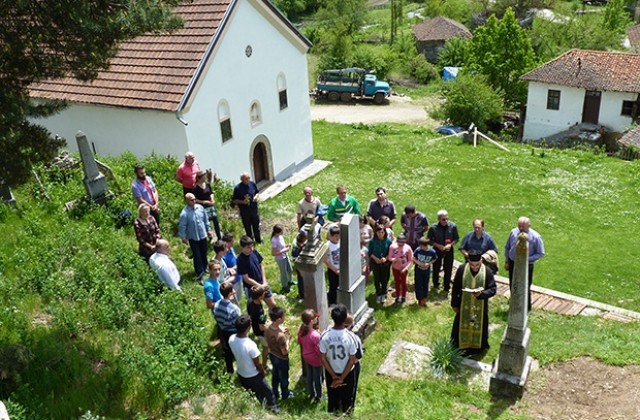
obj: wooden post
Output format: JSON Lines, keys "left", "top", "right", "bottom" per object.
{"left": 473, "top": 127, "right": 478, "bottom": 147}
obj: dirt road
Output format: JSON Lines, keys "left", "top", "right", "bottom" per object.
{"left": 310, "top": 94, "right": 440, "bottom": 126}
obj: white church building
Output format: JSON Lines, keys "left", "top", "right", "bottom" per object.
{"left": 29, "top": 0, "right": 314, "bottom": 184}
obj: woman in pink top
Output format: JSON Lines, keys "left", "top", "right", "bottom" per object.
{"left": 388, "top": 234, "right": 413, "bottom": 304}
{"left": 297, "top": 309, "right": 323, "bottom": 401}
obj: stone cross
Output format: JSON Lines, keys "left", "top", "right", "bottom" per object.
{"left": 337, "top": 214, "right": 375, "bottom": 338}
{"left": 490, "top": 232, "right": 533, "bottom": 398}
{"left": 76, "top": 131, "right": 109, "bottom": 201}
{"left": 295, "top": 222, "right": 330, "bottom": 332}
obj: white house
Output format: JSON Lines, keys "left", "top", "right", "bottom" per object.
{"left": 29, "top": 0, "right": 313, "bottom": 184}
{"left": 521, "top": 49, "right": 640, "bottom": 141}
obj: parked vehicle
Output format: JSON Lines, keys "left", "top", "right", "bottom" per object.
{"left": 315, "top": 67, "right": 390, "bottom": 104}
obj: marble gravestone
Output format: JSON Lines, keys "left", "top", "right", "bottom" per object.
{"left": 295, "top": 214, "right": 330, "bottom": 332}
{"left": 76, "top": 131, "right": 109, "bottom": 201}
{"left": 337, "top": 214, "right": 375, "bottom": 338}
{"left": 490, "top": 232, "right": 533, "bottom": 398}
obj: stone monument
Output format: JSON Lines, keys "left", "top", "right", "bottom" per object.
{"left": 337, "top": 214, "right": 375, "bottom": 338}
{"left": 0, "top": 183, "right": 15, "bottom": 205}
{"left": 76, "top": 131, "right": 109, "bottom": 201}
{"left": 295, "top": 214, "right": 330, "bottom": 332}
{"left": 489, "top": 232, "right": 533, "bottom": 398}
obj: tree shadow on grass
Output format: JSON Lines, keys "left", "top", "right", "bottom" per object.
{"left": 1, "top": 327, "right": 129, "bottom": 419}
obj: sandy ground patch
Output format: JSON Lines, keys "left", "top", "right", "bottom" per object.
{"left": 310, "top": 94, "right": 441, "bottom": 126}
{"left": 517, "top": 357, "right": 640, "bottom": 419}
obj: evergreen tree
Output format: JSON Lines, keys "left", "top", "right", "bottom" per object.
{"left": 1, "top": 0, "right": 183, "bottom": 188}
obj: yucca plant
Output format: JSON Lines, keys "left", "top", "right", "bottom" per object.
{"left": 429, "top": 337, "right": 464, "bottom": 379}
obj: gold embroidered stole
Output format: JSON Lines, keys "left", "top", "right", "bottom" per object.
{"left": 458, "top": 264, "right": 486, "bottom": 349}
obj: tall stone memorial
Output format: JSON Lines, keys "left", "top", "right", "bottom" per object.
{"left": 76, "top": 131, "right": 109, "bottom": 201}
{"left": 295, "top": 215, "right": 330, "bottom": 332}
{"left": 337, "top": 214, "right": 375, "bottom": 338}
{"left": 490, "top": 232, "right": 533, "bottom": 398}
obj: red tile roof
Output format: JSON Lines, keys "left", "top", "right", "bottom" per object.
{"left": 628, "top": 24, "right": 640, "bottom": 50}
{"left": 29, "top": 0, "right": 309, "bottom": 112}
{"left": 412, "top": 16, "right": 471, "bottom": 42}
{"left": 521, "top": 49, "right": 640, "bottom": 93}
{"left": 617, "top": 124, "right": 640, "bottom": 148}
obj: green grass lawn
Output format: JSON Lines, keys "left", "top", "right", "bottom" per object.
{"left": 2, "top": 121, "right": 640, "bottom": 419}
{"left": 264, "top": 121, "right": 640, "bottom": 311}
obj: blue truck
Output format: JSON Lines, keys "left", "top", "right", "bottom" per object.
{"left": 315, "top": 67, "right": 390, "bottom": 104}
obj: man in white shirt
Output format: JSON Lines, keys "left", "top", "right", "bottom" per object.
{"left": 320, "top": 304, "right": 358, "bottom": 415}
{"left": 229, "top": 316, "right": 279, "bottom": 413}
{"left": 149, "top": 239, "right": 181, "bottom": 291}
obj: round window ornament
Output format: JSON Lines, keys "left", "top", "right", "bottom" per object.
{"left": 245, "top": 45, "right": 252, "bottom": 58}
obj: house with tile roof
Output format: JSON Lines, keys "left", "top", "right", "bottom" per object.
{"left": 29, "top": 0, "right": 313, "bottom": 185}
{"left": 521, "top": 49, "right": 640, "bottom": 141}
{"left": 412, "top": 16, "right": 472, "bottom": 63}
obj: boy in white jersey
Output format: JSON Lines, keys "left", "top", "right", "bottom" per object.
{"left": 319, "top": 304, "right": 358, "bottom": 415}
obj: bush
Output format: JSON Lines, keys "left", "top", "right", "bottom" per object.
{"left": 437, "top": 36, "right": 470, "bottom": 73}
{"left": 410, "top": 54, "right": 439, "bottom": 84}
{"left": 352, "top": 45, "right": 396, "bottom": 79}
{"left": 430, "top": 73, "right": 503, "bottom": 131}
{"left": 429, "top": 337, "right": 464, "bottom": 379}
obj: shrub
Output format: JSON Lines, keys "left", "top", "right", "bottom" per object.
{"left": 437, "top": 36, "right": 470, "bottom": 72}
{"left": 430, "top": 73, "right": 503, "bottom": 131}
{"left": 410, "top": 54, "right": 439, "bottom": 84}
{"left": 352, "top": 45, "right": 396, "bottom": 79}
{"left": 429, "top": 337, "right": 464, "bottom": 379}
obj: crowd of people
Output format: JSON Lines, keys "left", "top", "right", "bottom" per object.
{"left": 295, "top": 185, "right": 545, "bottom": 358}
{"left": 129, "top": 154, "right": 546, "bottom": 414}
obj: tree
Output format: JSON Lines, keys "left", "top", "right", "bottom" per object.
{"left": 314, "top": 0, "right": 367, "bottom": 71}
{"left": 603, "top": 0, "right": 632, "bottom": 36}
{"left": 436, "top": 36, "right": 471, "bottom": 71}
{"left": 467, "top": 8, "right": 536, "bottom": 108}
{"left": 273, "top": 0, "right": 307, "bottom": 19}
{"left": 390, "top": 0, "right": 404, "bottom": 45}
{"left": 1, "top": 0, "right": 183, "bottom": 188}
{"left": 431, "top": 73, "right": 503, "bottom": 131}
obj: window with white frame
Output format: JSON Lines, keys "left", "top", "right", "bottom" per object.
{"left": 218, "top": 100, "right": 233, "bottom": 143}
{"left": 277, "top": 73, "right": 288, "bottom": 110}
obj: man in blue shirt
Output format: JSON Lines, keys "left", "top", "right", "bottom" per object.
{"left": 504, "top": 216, "right": 545, "bottom": 311}
{"left": 232, "top": 172, "right": 262, "bottom": 243}
{"left": 459, "top": 219, "right": 498, "bottom": 261}
{"left": 178, "top": 192, "right": 212, "bottom": 281}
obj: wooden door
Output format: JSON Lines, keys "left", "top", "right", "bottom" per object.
{"left": 252, "top": 142, "right": 267, "bottom": 183}
{"left": 582, "top": 90, "right": 601, "bottom": 124}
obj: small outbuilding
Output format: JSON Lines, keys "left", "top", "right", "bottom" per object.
{"left": 521, "top": 49, "right": 640, "bottom": 141}
{"left": 412, "top": 16, "right": 472, "bottom": 64}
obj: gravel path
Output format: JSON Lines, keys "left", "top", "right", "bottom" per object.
{"left": 310, "top": 94, "right": 440, "bottom": 126}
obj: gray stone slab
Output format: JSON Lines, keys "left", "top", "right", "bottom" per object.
{"left": 377, "top": 340, "right": 496, "bottom": 389}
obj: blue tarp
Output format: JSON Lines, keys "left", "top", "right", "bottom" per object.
{"left": 443, "top": 66, "right": 460, "bottom": 81}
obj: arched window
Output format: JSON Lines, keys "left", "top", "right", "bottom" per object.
{"left": 277, "top": 73, "right": 288, "bottom": 110}
{"left": 218, "top": 100, "right": 233, "bottom": 143}
{"left": 249, "top": 100, "right": 262, "bottom": 126}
